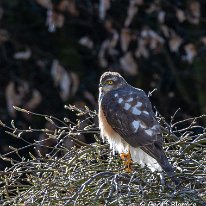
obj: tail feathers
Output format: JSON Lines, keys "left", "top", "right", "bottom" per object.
{"left": 141, "top": 143, "right": 180, "bottom": 185}
{"left": 159, "top": 154, "right": 180, "bottom": 185}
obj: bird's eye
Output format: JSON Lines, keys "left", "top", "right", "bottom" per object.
{"left": 107, "top": 80, "right": 114, "bottom": 85}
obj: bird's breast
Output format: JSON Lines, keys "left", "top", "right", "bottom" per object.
{"left": 98, "top": 104, "right": 117, "bottom": 140}
{"left": 98, "top": 103, "right": 129, "bottom": 153}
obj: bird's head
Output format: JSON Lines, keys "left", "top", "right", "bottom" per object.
{"left": 99, "top": 72, "right": 127, "bottom": 94}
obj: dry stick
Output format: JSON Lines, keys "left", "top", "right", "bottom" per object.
{"left": 1, "top": 106, "right": 205, "bottom": 205}
{"left": 64, "top": 172, "right": 115, "bottom": 206}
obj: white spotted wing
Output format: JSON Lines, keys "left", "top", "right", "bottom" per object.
{"left": 101, "top": 86, "right": 162, "bottom": 149}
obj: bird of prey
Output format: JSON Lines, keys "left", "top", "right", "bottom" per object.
{"left": 98, "top": 71, "right": 178, "bottom": 184}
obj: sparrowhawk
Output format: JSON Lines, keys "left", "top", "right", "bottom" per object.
{"left": 98, "top": 71, "right": 178, "bottom": 184}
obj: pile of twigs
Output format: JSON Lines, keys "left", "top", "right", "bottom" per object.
{"left": 0, "top": 106, "right": 205, "bottom": 205}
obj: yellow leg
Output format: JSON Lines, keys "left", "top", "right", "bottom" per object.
{"left": 120, "top": 149, "right": 133, "bottom": 173}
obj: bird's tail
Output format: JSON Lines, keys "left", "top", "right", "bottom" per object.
{"left": 141, "top": 141, "right": 180, "bottom": 185}
{"left": 158, "top": 152, "right": 179, "bottom": 185}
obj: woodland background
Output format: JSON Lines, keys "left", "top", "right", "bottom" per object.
{"left": 0, "top": 0, "right": 206, "bottom": 205}
{"left": 0, "top": 0, "right": 206, "bottom": 172}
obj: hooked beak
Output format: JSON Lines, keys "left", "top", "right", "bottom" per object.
{"left": 99, "top": 83, "right": 103, "bottom": 88}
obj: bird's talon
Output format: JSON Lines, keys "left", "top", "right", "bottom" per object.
{"left": 120, "top": 153, "right": 127, "bottom": 160}
{"left": 120, "top": 152, "right": 133, "bottom": 173}
{"left": 125, "top": 167, "right": 132, "bottom": 173}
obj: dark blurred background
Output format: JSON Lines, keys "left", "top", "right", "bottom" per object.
{"left": 0, "top": 0, "right": 206, "bottom": 168}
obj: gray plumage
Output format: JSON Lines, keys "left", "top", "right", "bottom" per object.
{"left": 98, "top": 71, "right": 179, "bottom": 185}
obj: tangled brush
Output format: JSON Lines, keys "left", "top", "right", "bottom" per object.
{"left": 0, "top": 105, "right": 205, "bottom": 205}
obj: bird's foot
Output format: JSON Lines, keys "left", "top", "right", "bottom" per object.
{"left": 124, "top": 165, "right": 133, "bottom": 173}
{"left": 120, "top": 152, "right": 133, "bottom": 173}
